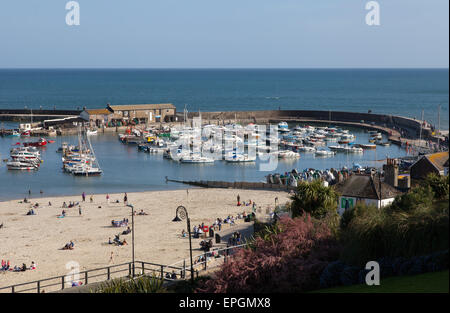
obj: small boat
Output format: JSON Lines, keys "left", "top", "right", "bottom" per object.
{"left": 180, "top": 155, "right": 215, "bottom": 163}
{"left": 328, "top": 145, "right": 346, "bottom": 152}
{"left": 23, "top": 138, "right": 47, "bottom": 147}
{"left": 86, "top": 129, "right": 98, "bottom": 136}
{"left": 225, "top": 153, "right": 256, "bottom": 162}
{"left": 5, "top": 130, "right": 20, "bottom": 137}
{"left": 315, "top": 150, "right": 335, "bottom": 156}
{"left": 297, "top": 146, "right": 316, "bottom": 152}
{"left": 275, "top": 150, "right": 301, "bottom": 159}
{"left": 343, "top": 146, "right": 364, "bottom": 153}
{"left": 7, "top": 161, "right": 39, "bottom": 170}
{"left": 358, "top": 143, "right": 377, "bottom": 149}
{"left": 277, "top": 122, "right": 290, "bottom": 133}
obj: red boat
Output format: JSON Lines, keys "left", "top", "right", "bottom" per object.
{"left": 23, "top": 138, "right": 48, "bottom": 147}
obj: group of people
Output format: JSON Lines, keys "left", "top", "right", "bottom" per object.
{"left": 111, "top": 218, "right": 129, "bottom": 227}
{"left": 62, "top": 201, "right": 80, "bottom": 209}
{"left": 26, "top": 208, "right": 36, "bottom": 216}
{"left": 109, "top": 234, "right": 128, "bottom": 246}
{"left": 200, "top": 239, "right": 214, "bottom": 251}
{"left": 164, "top": 271, "right": 178, "bottom": 280}
{"left": 227, "top": 231, "right": 242, "bottom": 246}
{"left": 1, "top": 260, "right": 36, "bottom": 272}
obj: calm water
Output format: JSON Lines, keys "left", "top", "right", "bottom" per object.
{"left": 0, "top": 127, "right": 409, "bottom": 201}
{"left": 0, "top": 69, "right": 447, "bottom": 200}
{"left": 0, "top": 69, "right": 448, "bottom": 129}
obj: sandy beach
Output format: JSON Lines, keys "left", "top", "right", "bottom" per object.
{"left": 0, "top": 188, "right": 290, "bottom": 290}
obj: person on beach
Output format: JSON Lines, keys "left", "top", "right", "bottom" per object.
{"left": 106, "top": 194, "right": 110, "bottom": 204}
{"left": 62, "top": 201, "right": 67, "bottom": 208}
{"left": 90, "top": 195, "right": 93, "bottom": 203}
{"left": 237, "top": 194, "right": 240, "bottom": 206}
{"left": 124, "top": 193, "right": 128, "bottom": 205}
{"left": 82, "top": 192, "right": 86, "bottom": 202}
{"left": 78, "top": 206, "right": 82, "bottom": 216}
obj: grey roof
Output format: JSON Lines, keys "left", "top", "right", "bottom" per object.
{"left": 333, "top": 174, "right": 403, "bottom": 200}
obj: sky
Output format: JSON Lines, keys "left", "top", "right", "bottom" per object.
{"left": 0, "top": 0, "right": 448, "bottom": 68}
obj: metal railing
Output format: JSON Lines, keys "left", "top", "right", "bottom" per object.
{"left": 169, "top": 243, "right": 248, "bottom": 277}
{"left": 0, "top": 261, "right": 184, "bottom": 294}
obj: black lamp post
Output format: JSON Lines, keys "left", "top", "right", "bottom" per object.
{"left": 126, "top": 204, "right": 135, "bottom": 277}
{"left": 172, "top": 205, "right": 194, "bottom": 284}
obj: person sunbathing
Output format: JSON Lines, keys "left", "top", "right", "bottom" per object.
{"left": 122, "top": 227, "right": 131, "bottom": 235}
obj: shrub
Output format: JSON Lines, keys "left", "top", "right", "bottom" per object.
{"left": 95, "top": 274, "right": 167, "bottom": 293}
{"left": 196, "top": 215, "right": 341, "bottom": 293}
{"left": 319, "top": 261, "right": 346, "bottom": 288}
{"left": 388, "top": 185, "right": 434, "bottom": 214}
{"left": 340, "top": 198, "right": 449, "bottom": 266}
{"left": 421, "top": 174, "right": 449, "bottom": 200}
{"left": 339, "top": 266, "right": 360, "bottom": 286}
{"left": 290, "top": 180, "right": 339, "bottom": 219}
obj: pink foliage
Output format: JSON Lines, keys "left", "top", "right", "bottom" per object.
{"left": 197, "top": 215, "right": 340, "bottom": 293}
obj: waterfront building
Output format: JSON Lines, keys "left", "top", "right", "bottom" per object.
{"left": 334, "top": 174, "right": 403, "bottom": 215}
{"left": 106, "top": 103, "right": 176, "bottom": 124}
{"left": 410, "top": 151, "right": 449, "bottom": 179}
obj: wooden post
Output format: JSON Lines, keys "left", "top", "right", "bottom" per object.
{"left": 204, "top": 251, "right": 207, "bottom": 270}
{"left": 37, "top": 281, "right": 40, "bottom": 293}
{"left": 85, "top": 272, "right": 88, "bottom": 285}
{"left": 61, "top": 276, "right": 65, "bottom": 289}
{"left": 141, "top": 262, "right": 145, "bottom": 275}
{"left": 160, "top": 265, "right": 164, "bottom": 279}
{"left": 128, "top": 263, "right": 132, "bottom": 276}
{"left": 107, "top": 267, "right": 111, "bottom": 280}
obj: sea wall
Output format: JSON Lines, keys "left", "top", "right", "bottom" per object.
{"left": 188, "top": 110, "right": 429, "bottom": 138}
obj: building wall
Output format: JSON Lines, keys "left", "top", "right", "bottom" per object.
{"left": 338, "top": 196, "right": 395, "bottom": 215}
{"left": 410, "top": 158, "right": 439, "bottom": 180}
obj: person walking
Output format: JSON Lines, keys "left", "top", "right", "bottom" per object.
{"left": 106, "top": 194, "right": 110, "bottom": 205}
{"left": 78, "top": 206, "right": 82, "bottom": 216}
{"left": 124, "top": 193, "right": 128, "bottom": 206}
{"left": 237, "top": 194, "right": 240, "bottom": 206}
{"left": 82, "top": 192, "right": 86, "bottom": 202}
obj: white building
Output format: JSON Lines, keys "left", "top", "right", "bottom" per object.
{"left": 334, "top": 174, "right": 403, "bottom": 215}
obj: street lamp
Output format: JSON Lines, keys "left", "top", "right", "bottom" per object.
{"left": 126, "top": 204, "right": 135, "bottom": 277}
{"left": 172, "top": 205, "right": 194, "bottom": 284}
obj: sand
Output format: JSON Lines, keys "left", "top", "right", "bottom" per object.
{"left": 0, "top": 188, "right": 290, "bottom": 290}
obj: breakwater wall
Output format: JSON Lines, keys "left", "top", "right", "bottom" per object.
{"left": 0, "top": 109, "right": 82, "bottom": 122}
{"left": 188, "top": 110, "right": 430, "bottom": 138}
{"left": 167, "top": 179, "right": 295, "bottom": 192}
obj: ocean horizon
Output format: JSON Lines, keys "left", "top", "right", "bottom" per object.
{"left": 0, "top": 68, "right": 448, "bottom": 129}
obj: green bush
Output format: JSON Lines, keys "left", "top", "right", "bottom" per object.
{"left": 421, "top": 174, "right": 449, "bottom": 200}
{"left": 95, "top": 274, "right": 167, "bottom": 293}
{"left": 340, "top": 203, "right": 379, "bottom": 231}
{"left": 290, "top": 180, "right": 339, "bottom": 219}
{"left": 340, "top": 200, "right": 449, "bottom": 266}
{"left": 388, "top": 185, "right": 434, "bottom": 214}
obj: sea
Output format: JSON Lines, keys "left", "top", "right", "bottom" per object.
{"left": 0, "top": 69, "right": 448, "bottom": 201}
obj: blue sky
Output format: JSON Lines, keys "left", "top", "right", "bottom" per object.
{"left": 0, "top": 0, "right": 448, "bottom": 68}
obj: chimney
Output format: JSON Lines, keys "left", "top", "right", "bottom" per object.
{"left": 383, "top": 158, "right": 398, "bottom": 188}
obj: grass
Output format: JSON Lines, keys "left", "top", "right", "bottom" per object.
{"left": 312, "top": 270, "right": 449, "bottom": 293}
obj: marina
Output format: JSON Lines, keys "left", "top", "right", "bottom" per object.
{"left": 1, "top": 120, "right": 412, "bottom": 201}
